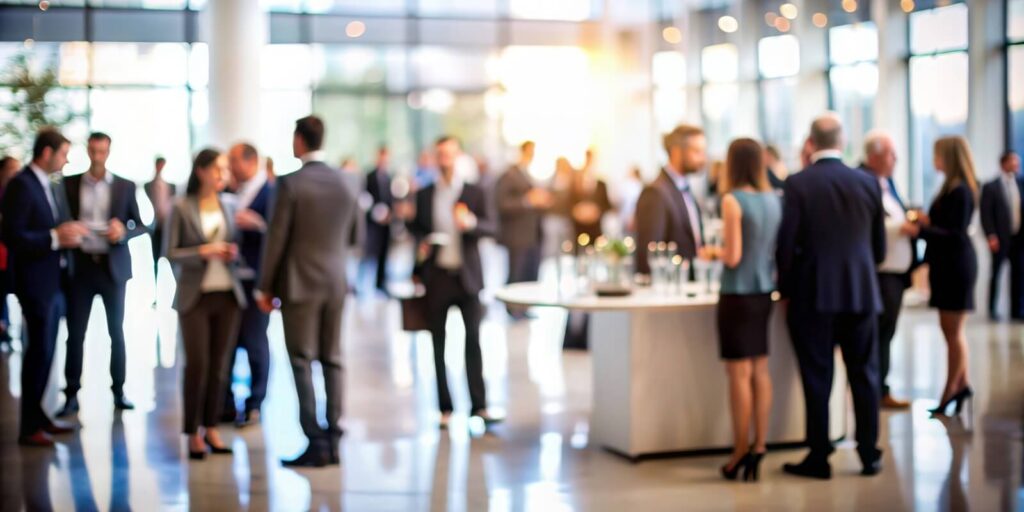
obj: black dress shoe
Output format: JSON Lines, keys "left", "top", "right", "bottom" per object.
{"left": 783, "top": 459, "right": 832, "bottom": 480}
{"left": 282, "top": 445, "right": 329, "bottom": 468}
{"left": 113, "top": 395, "right": 135, "bottom": 411}
{"left": 861, "top": 458, "right": 882, "bottom": 476}
{"left": 57, "top": 396, "right": 79, "bottom": 418}
{"left": 204, "top": 436, "right": 233, "bottom": 455}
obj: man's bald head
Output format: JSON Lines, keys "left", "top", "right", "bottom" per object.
{"left": 863, "top": 130, "right": 897, "bottom": 178}
{"left": 809, "top": 114, "right": 844, "bottom": 152}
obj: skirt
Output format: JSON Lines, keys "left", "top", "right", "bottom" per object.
{"left": 716, "top": 293, "right": 773, "bottom": 360}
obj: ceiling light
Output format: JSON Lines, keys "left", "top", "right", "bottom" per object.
{"left": 718, "top": 15, "right": 739, "bottom": 33}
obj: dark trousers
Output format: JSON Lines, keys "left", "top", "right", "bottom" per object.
{"left": 506, "top": 245, "right": 541, "bottom": 314}
{"left": 280, "top": 296, "right": 345, "bottom": 445}
{"left": 426, "top": 270, "right": 486, "bottom": 413}
{"left": 65, "top": 254, "right": 128, "bottom": 398}
{"left": 787, "top": 304, "right": 880, "bottom": 464}
{"left": 151, "top": 226, "right": 164, "bottom": 276}
{"left": 366, "top": 226, "right": 390, "bottom": 292}
{"left": 18, "top": 293, "right": 64, "bottom": 437}
{"left": 179, "top": 292, "right": 240, "bottom": 434}
{"left": 876, "top": 273, "right": 907, "bottom": 396}
{"left": 989, "top": 239, "right": 1024, "bottom": 319}
{"left": 224, "top": 280, "right": 271, "bottom": 413}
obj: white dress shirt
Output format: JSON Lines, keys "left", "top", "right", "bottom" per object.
{"left": 811, "top": 149, "right": 844, "bottom": 163}
{"left": 878, "top": 178, "right": 913, "bottom": 274}
{"left": 433, "top": 177, "right": 464, "bottom": 270}
{"left": 30, "top": 163, "right": 62, "bottom": 251}
{"left": 199, "top": 207, "right": 234, "bottom": 292}
{"left": 1002, "top": 173, "right": 1021, "bottom": 235}
{"left": 300, "top": 150, "right": 327, "bottom": 165}
{"left": 235, "top": 170, "right": 267, "bottom": 210}
{"left": 666, "top": 165, "right": 702, "bottom": 249}
{"left": 80, "top": 170, "right": 113, "bottom": 254}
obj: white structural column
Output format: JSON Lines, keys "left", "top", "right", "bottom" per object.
{"left": 206, "top": 0, "right": 266, "bottom": 147}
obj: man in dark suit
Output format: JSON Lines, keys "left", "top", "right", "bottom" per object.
{"left": 223, "top": 142, "right": 275, "bottom": 426}
{"left": 144, "top": 156, "right": 175, "bottom": 279}
{"left": 408, "top": 136, "right": 500, "bottom": 429}
{"left": 58, "top": 132, "right": 146, "bottom": 418}
{"left": 364, "top": 146, "right": 393, "bottom": 296}
{"left": 495, "top": 140, "right": 551, "bottom": 319}
{"left": 634, "top": 124, "right": 708, "bottom": 276}
{"left": 258, "top": 116, "right": 359, "bottom": 467}
{"left": 1, "top": 129, "right": 88, "bottom": 446}
{"left": 777, "top": 115, "right": 886, "bottom": 479}
{"left": 980, "top": 150, "right": 1023, "bottom": 320}
{"left": 859, "top": 131, "right": 915, "bottom": 409}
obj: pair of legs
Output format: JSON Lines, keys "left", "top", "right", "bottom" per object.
{"left": 180, "top": 292, "right": 241, "bottom": 453}
{"left": 723, "top": 356, "right": 772, "bottom": 467}
{"left": 64, "top": 256, "right": 129, "bottom": 402}
{"left": 426, "top": 270, "right": 487, "bottom": 415}
{"left": 937, "top": 310, "right": 971, "bottom": 402}
{"left": 223, "top": 281, "right": 271, "bottom": 418}
{"left": 281, "top": 296, "right": 346, "bottom": 459}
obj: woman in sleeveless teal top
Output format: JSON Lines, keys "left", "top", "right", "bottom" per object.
{"left": 716, "top": 138, "right": 781, "bottom": 482}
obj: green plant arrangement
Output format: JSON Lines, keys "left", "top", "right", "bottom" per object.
{"left": 0, "top": 51, "right": 77, "bottom": 158}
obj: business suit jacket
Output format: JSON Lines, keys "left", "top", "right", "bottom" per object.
{"left": 408, "top": 182, "right": 496, "bottom": 296}
{"left": 0, "top": 167, "right": 70, "bottom": 310}
{"left": 777, "top": 158, "right": 886, "bottom": 314}
{"left": 494, "top": 166, "right": 543, "bottom": 249}
{"left": 165, "top": 195, "right": 246, "bottom": 312}
{"left": 238, "top": 181, "right": 274, "bottom": 278}
{"left": 64, "top": 172, "right": 147, "bottom": 284}
{"left": 365, "top": 167, "right": 392, "bottom": 252}
{"left": 980, "top": 175, "right": 1023, "bottom": 252}
{"left": 634, "top": 169, "right": 703, "bottom": 274}
{"left": 259, "top": 161, "right": 358, "bottom": 303}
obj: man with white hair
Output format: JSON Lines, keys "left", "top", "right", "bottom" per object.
{"left": 858, "top": 131, "right": 915, "bottom": 409}
{"left": 777, "top": 114, "right": 886, "bottom": 479}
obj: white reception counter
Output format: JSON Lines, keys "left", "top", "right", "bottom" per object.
{"left": 496, "top": 282, "right": 848, "bottom": 460}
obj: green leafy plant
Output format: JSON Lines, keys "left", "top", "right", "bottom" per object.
{"left": 0, "top": 51, "right": 78, "bottom": 158}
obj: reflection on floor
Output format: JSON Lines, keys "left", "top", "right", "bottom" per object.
{"left": 1, "top": 243, "right": 1023, "bottom": 511}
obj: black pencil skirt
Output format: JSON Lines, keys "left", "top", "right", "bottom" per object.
{"left": 716, "top": 293, "right": 773, "bottom": 360}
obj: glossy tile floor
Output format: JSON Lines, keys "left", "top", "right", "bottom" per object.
{"left": 1, "top": 238, "right": 1023, "bottom": 511}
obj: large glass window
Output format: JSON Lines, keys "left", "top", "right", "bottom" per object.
{"left": 1010, "top": 0, "right": 1024, "bottom": 157}
{"left": 908, "top": 3, "right": 969, "bottom": 203}
{"left": 700, "top": 43, "right": 739, "bottom": 158}
{"left": 758, "top": 35, "right": 800, "bottom": 165}
{"left": 828, "top": 23, "right": 878, "bottom": 162}
{"left": 652, "top": 50, "right": 686, "bottom": 135}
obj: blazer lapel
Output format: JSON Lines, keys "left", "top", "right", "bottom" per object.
{"left": 185, "top": 196, "right": 207, "bottom": 242}
{"left": 656, "top": 170, "right": 687, "bottom": 227}
{"left": 421, "top": 186, "right": 435, "bottom": 233}
{"left": 65, "top": 175, "right": 81, "bottom": 220}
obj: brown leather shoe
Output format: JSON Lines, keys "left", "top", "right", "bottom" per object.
{"left": 881, "top": 394, "right": 911, "bottom": 409}
{"left": 43, "top": 420, "right": 77, "bottom": 435}
{"left": 18, "top": 431, "right": 55, "bottom": 447}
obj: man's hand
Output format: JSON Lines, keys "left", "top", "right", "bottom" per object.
{"left": 526, "top": 188, "right": 553, "bottom": 209}
{"left": 56, "top": 221, "right": 89, "bottom": 248}
{"left": 198, "top": 242, "right": 238, "bottom": 261}
{"left": 571, "top": 201, "right": 601, "bottom": 224}
{"left": 900, "top": 221, "right": 921, "bottom": 238}
{"left": 235, "top": 208, "right": 266, "bottom": 231}
{"left": 988, "top": 235, "right": 1001, "bottom": 253}
{"left": 255, "top": 291, "right": 276, "bottom": 313}
{"left": 107, "top": 219, "right": 126, "bottom": 243}
{"left": 453, "top": 202, "right": 476, "bottom": 232}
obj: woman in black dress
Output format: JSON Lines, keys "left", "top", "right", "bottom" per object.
{"left": 904, "top": 135, "right": 978, "bottom": 416}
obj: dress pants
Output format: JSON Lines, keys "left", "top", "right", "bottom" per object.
{"left": 280, "top": 296, "right": 345, "bottom": 444}
{"left": 506, "top": 245, "right": 541, "bottom": 314}
{"left": 179, "top": 292, "right": 241, "bottom": 434}
{"left": 151, "top": 226, "right": 164, "bottom": 275}
{"left": 18, "top": 292, "right": 65, "bottom": 437}
{"left": 366, "top": 225, "right": 391, "bottom": 292}
{"left": 65, "top": 254, "right": 128, "bottom": 398}
{"left": 224, "top": 280, "right": 271, "bottom": 413}
{"left": 786, "top": 303, "right": 881, "bottom": 464}
{"left": 989, "top": 238, "right": 1024, "bottom": 319}
{"left": 876, "top": 273, "right": 906, "bottom": 396}
{"left": 426, "top": 269, "right": 487, "bottom": 413}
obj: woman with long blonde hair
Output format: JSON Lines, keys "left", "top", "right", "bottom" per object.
{"left": 904, "top": 135, "right": 979, "bottom": 416}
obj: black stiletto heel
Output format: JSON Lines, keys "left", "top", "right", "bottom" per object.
{"left": 952, "top": 386, "right": 974, "bottom": 416}
{"left": 929, "top": 386, "right": 973, "bottom": 416}
{"left": 721, "top": 453, "right": 751, "bottom": 481}
{"left": 744, "top": 452, "right": 765, "bottom": 482}
{"left": 204, "top": 436, "right": 232, "bottom": 454}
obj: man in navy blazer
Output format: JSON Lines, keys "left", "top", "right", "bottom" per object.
{"left": 223, "top": 142, "right": 275, "bottom": 426}
{"left": 1, "top": 129, "right": 89, "bottom": 446}
{"left": 777, "top": 115, "right": 886, "bottom": 479}
{"left": 979, "top": 150, "right": 1024, "bottom": 320}
{"left": 59, "top": 132, "right": 147, "bottom": 418}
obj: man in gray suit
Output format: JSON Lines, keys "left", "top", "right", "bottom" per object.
{"left": 257, "top": 115, "right": 358, "bottom": 468}
{"left": 495, "top": 140, "right": 551, "bottom": 319}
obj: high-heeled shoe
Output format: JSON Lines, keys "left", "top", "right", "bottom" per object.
{"left": 720, "top": 453, "right": 751, "bottom": 480}
{"left": 744, "top": 451, "right": 765, "bottom": 481}
{"left": 188, "top": 448, "right": 206, "bottom": 460}
{"left": 204, "top": 436, "right": 232, "bottom": 454}
{"left": 929, "top": 386, "right": 974, "bottom": 416}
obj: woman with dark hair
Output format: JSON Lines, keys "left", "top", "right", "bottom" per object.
{"left": 903, "top": 135, "right": 979, "bottom": 416}
{"left": 166, "top": 148, "right": 246, "bottom": 460}
{"left": 716, "top": 138, "right": 781, "bottom": 481}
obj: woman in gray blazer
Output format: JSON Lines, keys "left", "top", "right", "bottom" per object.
{"left": 166, "top": 148, "right": 246, "bottom": 460}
